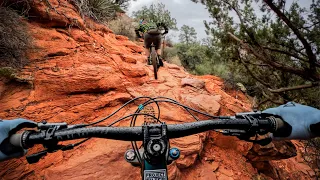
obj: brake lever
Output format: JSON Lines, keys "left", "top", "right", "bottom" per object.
{"left": 215, "top": 129, "right": 272, "bottom": 146}
{"left": 26, "top": 150, "right": 47, "bottom": 164}
{"left": 238, "top": 136, "right": 272, "bottom": 146}
{"left": 217, "top": 111, "right": 277, "bottom": 146}
{"left": 26, "top": 121, "right": 84, "bottom": 164}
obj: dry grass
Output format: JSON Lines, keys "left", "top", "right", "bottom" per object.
{"left": 167, "top": 55, "right": 182, "bottom": 66}
{"left": 107, "top": 14, "right": 136, "bottom": 40}
{"left": 70, "top": 0, "right": 118, "bottom": 22}
{"left": 0, "top": 7, "right": 32, "bottom": 69}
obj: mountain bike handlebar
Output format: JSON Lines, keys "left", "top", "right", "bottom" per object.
{"left": 10, "top": 116, "right": 285, "bottom": 149}
{"left": 6, "top": 96, "right": 293, "bottom": 180}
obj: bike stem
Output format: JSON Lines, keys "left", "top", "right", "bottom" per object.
{"left": 142, "top": 123, "right": 169, "bottom": 179}
{"left": 125, "top": 123, "right": 180, "bottom": 180}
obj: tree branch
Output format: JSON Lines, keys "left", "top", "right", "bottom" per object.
{"left": 236, "top": 49, "right": 272, "bottom": 88}
{"left": 223, "top": 0, "right": 257, "bottom": 43}
{"left": 299, "top": 21, "right": 320, "bottom": 31}
{"left": 262, "top": 91, "right": 284, "bottom": 105}
{"left": 268, "top": 82, "right": 320, "bottom": 93}
{"left": 262, "top": 46, "right": 312, "bottom": 64}
{"left": 242, "top": 60, "right": 270, "bottom": 67}
{"left": 263, "top": 0, "right": 317, "bottom": 72}
{"left": 257, "top": 99, "right": 271, "bottom": 109}
{"left": 228, "top": 32, "right": 320, "bottom": 81}
{"left": 268, "top": 40, "right": 308, "bottom": 58}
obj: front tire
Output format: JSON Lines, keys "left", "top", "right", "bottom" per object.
{"left": 151, "top": 47, "right": 158, "bottom": 79}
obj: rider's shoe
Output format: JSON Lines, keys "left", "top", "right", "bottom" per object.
{"left": 147, "top": 57, "right": 152, "bottom": 65}
{"left": 158, "top": 56, "right": 164, "bottom": 67}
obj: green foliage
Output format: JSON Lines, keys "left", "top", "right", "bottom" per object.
{"left": 0, "top": 67, "right": 16, "bottom": 79}
{"left": 132, "top": 3, "right": 178, "bottom": 30}
{"left": 191, "top": 0, "right": 320, "bottom": 109}
{"left": 179, "top": 25, "right": 197, "bottom": 44}
{"left": 113, "top": 0, "right": 136, "bottom": 10}
{"left": 176, "top": 43, "right": 204, "bottom": 71}
{"left": 0, "top": 7, "right": 31, "bottom": 69}
{"left": 175, "top": 41, "right": 230, "bottom": 79}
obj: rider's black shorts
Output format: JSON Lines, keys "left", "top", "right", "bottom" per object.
{"left": 144, "top": 33, "right": 161, "bottom": 50}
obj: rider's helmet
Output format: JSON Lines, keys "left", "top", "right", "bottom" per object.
{"left": 140, "top": 19, "right": 145, "bottom": 25}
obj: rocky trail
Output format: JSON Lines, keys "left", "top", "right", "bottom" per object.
{"left": 0, "top": 0, "right": 318, "bottom": 179}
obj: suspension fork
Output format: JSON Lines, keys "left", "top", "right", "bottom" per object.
{"left": 125, "top": 123, "right": 180, "bottom": 180}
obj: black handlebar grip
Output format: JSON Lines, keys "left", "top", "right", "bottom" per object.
{"left": 272, "top": 116, "right": 292, "bottom": 137}
{"left": 9, "top": 134, "right": 23, "bottom": 148}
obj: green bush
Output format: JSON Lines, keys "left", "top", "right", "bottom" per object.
{"left": 176, "top": 43, "right": 206, "bottom": 71}
{"left": 195, "top": 62, "right": 229, "bottom": 78}
{"left": 71, "top": 0, "right": 119, "bottom": 22}
{"left": 0, "top": 7, "right": 32, "bottom": 69}
{"left": 0, "top": 67, "right": 16, "bottom": 79}
{"left": 108, "top": 15, "right": 136, "bottom": 40}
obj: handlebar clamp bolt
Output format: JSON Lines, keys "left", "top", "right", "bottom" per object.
{"left": 125, "top": 150, "right": 136, "bottom": 161}
{"left": 169, "top": 148, "right": 180, "bottom": 160}
{"left": 153, "top": 143, "right": 161, "bottom": 152}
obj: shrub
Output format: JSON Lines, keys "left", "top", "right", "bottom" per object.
{"left": 0, "top": 7, "right": 32, "bottom": 69}
{"left": 167, "top": 56, "right": 182, "bottom": 66}
{"left": 1, "top": 0, "right": 31, "bottom": 16}
{"left": 108, "top": 15, "right": 136, "bottom": 40}
{"left": 163, "top": 46, "right": 177, "bottom": 60}
{"left": 0, "top": 67, "right": 16, "bottom": 79}
{"left": 71, "top": 0, "right": 118, "bottom": 22}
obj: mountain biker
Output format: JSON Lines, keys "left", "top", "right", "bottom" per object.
{"left": 1, "top": 102, "right": 319, "bottom": 161}
{"left": 135, "top": 19, "right": 168, "bottom": 67}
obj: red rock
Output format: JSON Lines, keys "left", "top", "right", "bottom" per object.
{"left": 119, "top": 65, "right": 147, "bottom": 78}
{"left": 70, "top": 29, "right": 91, "bottom": 42}
{"left": 0, "top": 0, "right": 316, "bottom": 179}
{"left": 217, "top": 173, "right": 233, "bottom": 180}
{"left": 247, "top": 141, "right": 297, "bottom": 161}
{"left": 211, "top": 162, "right": 220, "bottom": 171}
{"left": 120, "top": 54, "right": 137, "bottom": 64}
{"left": 182, "top": 94, "right": 221, "bottom": 115}
{"left": 116, "top": 35, "right": 129, "bottom": 41}
{"left": 30, "top": 0, "right": 85, "bottom": 29}
{"left": 166, "top": 63, "right": 182, "bottom": 70}
{"left": 307, "top": 170, "right": 316, "bottom": 177}
{"left": 181, "top": 78, "right": 205, "bottom": 89}
{"left": 219, "top": 167, "right": 234, "bottom": 177}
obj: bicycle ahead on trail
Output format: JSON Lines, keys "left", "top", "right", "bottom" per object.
{"left": 148, "top": 33, "right": 167, "bottom": 80}
{"left": 149, "top": 42, "right": 160, "bottom": 80}
{"left": 9, "top": 96, "right": 291, "bottom": 180}
{"left": 135, "top": 20, "right": 168, "bottom": 80}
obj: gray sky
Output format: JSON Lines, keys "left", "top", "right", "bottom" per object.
{"left": 127, "top": 0, "right": 211, "bottom": 42}
{"left": 127, "top": 0, "right": 311, "bottom": 42}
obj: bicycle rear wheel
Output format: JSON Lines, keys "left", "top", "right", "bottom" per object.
{"left": 151, "top": 47, "right": 158, "bottom": 79}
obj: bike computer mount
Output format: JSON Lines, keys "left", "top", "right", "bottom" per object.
{"left": 125, "top": 123, "right": 180, "bottom": 180}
